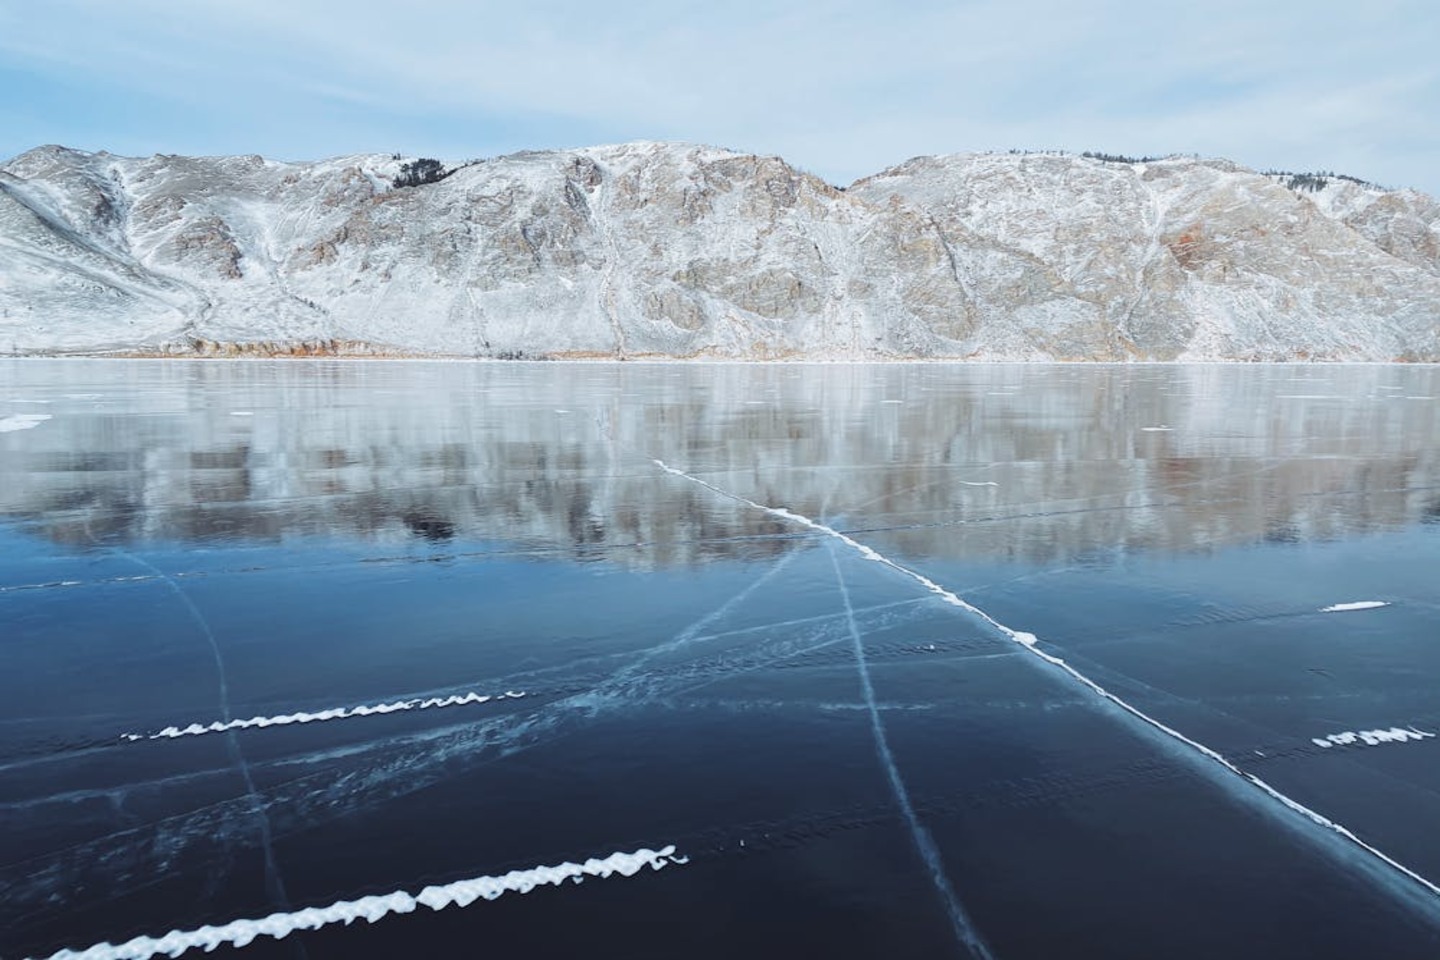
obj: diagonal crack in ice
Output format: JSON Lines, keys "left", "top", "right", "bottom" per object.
{"left": 651, "top": 458, "right": 1440, "bottom": 906}
{"left": 102, "top": 548, "right": 297, "bottom": 927}
{"left": 829, "top": 546, "right": 995, "bottom": 960}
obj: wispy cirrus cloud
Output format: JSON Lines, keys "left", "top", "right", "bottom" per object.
{"left": 1, "top": 0, "right": 1436, "bottom": 193}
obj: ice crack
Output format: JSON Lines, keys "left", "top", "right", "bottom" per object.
{"left": 830, "top": 547, "right": 994, "bottom": 960}
{"left": 651, "top": 459, "right": 1440, "bottom": 904}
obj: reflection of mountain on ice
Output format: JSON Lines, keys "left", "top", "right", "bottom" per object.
{"left": 3, "top": 362, "right": 1437, "bottom": 566}
{"left": 3, "top": 143, "right": 1440, "bottom": 360}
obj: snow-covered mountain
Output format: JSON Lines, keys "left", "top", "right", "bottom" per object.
{"left": 2, "top": 143, "right": 1438, "bottom": 360}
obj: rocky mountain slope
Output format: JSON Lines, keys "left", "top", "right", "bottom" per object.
{"left": 1, "top": 142, "right": 1437, "bottom": 360}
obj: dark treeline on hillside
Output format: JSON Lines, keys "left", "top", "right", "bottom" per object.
{"left": 392, "top": 158, "right": 450, "bottom": 188}
{"left": 1263, "top": 169, "right": 1380, "bottom": 193}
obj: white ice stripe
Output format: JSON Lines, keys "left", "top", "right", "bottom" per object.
{"left": 607, "top": 548, "right": 798, "bottom": 685}
{"left": 1320, "top": 601, "right": 1390, "bottom": 613}
{"left": 0, "top": 575, "right": 158, "bottom": 594}
{"left": 652, "top": 459, "right": 1440, "bottom": 902}
{"left": 0, "top": 413, "right": 52, "bottom": 432}
{"left": 33, "top": 846, "right": 686, "bottom": 960}
{"left": 1312, "top": 727, "right": 1435, "bottom": 749}
{"left": 121, "top": 691, "right": 526, "bottom": 741}
{"left": 652, "top": 696, "right": 936, "bottom": 714}
{"left": 829, "top": 548, "right": 995, "bottom": 960}
{"left": 652, "top": 460, "right": 1025, "bottom": 642}
{"left": 839, "top": 473, "right": 999, "bottom": 517}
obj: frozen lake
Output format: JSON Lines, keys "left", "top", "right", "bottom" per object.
{"left": 3, "top": 359, "right": 1440, "bottom": 959}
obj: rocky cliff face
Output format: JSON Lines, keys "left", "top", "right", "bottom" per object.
{"left": 2, "top": 142, "right": 1437, "bottom": 360}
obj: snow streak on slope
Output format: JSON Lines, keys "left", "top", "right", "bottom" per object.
{"left": 120, "top": 690, "right": 527, "bottom": 741}
{"left": 650, "top": 459, "right": 1440, "bottom": 904}
{"left": 32, "top": 846, "right": 686, "bottom": 960}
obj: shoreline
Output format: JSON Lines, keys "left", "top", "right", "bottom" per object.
{"left": 3, "top": 355, "right": 1439, "bottom": 367}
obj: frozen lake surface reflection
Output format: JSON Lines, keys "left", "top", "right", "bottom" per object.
{"left": 3, "top": 360, "right": 1440, "bottom": 959}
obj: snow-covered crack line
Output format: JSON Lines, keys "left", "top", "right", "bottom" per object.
{"left": 28, "top": 845, "right": 686, "bottom": 960}
{"left": 1312, "top": 726, "right": 1434, "bottom": 749}
{"left": 120, "top": 691, "right": 526, "bottom": 742}
{"left": 651, "top": 459, "right": 1440, "bottom": 905}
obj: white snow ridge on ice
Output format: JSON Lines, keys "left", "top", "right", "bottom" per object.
{"left": 0, "top": 414, "right": 52, "bottom": 432}
{"left": 120, "top": 690, "right": 526, "bottom": 741}
{"left": 1312, "top": 727, "right": 1435, "bottom": 749}
{"left": 32, "top": 846, "right": 686, "bottom": 960}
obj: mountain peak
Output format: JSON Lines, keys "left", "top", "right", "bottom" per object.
{"left": 2, "top": 144, "right": 1437, "bottom": 360}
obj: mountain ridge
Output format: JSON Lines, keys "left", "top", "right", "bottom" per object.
{"left": 2, "top": 141, "right": 1438, "bottom": 360}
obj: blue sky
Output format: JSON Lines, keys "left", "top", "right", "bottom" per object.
{"left": 2, "top": 0, "right": 1437, "bottom": 194}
